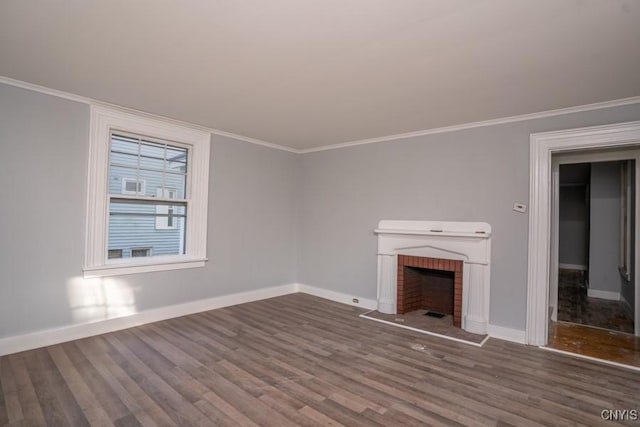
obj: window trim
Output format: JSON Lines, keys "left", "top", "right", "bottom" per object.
{"left": 84, "top": 105, "right": 210, "bottom": 278}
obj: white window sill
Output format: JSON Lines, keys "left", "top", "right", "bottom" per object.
{"left": 83, "top": 257, "right": 207, "bottom": 278}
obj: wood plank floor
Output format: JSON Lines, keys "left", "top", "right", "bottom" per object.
{"left": 1, "top": 293, "right": 639, "bottom": 426}
{"left": 547, "top": 321, "right": 640, "bottom": 368}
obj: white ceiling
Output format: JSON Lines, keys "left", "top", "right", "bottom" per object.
{"left": 1, "top": 0, "right": 639, "bottom": 151}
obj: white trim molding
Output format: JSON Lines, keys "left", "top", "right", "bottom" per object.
{"left": 587, "top": 289, "right": 621, "bottom": 301}
{"left": 0, "top": 283, "right": 529, "bottom": 356}
{"left": 0, "top": 75, "right": 298, "bottom": 153}
{"left": 0, "top": 284, "right": 297, "bottom": 357}
{"left": 2, "top": 75, "right": 640, "bottom": 155}
{"left": 487, "top": 325, "right": 526, "bottom": 344}
{"left": 527, "top": 121, "right": 640, "bottom": 346}
{"left": 84, "top": 105, "right": 210, "bottom": 278}
{"left": 297, "top": 284, "right": 378, "bottom": 310}
{"left": 299, "top": 97, "right": 640, "bottom": 153}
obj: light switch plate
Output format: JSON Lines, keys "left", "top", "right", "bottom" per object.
{"left": 513, "top": 203, "right": 527, "bottom": 213}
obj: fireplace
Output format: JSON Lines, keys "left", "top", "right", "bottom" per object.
{"left": 375, "top": 220, "right": 491, "bottom": 334}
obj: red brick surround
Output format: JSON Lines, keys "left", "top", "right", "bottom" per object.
{"left": 397, "top": 255, "right": 463, "bottom": 328}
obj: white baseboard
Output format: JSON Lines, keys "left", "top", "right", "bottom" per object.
{"left": 0, "top": 284, "right": 297, "bottom": 357}
{"left": 463, "top": 316, "right": 488, "bottom": 336}
{"left": 587, "top": 289, "right": 620, "bottom": 301}
{"left": 487, "top": 324, "right": 526, "bottom": 344}
{"left": 296, "top": 284, "right": 378, "bottom": 310}
{"left": 558, "top": 263, "right": 588, "bottom": 271}
{"left": 0, "top": 282, "right": 529, "bottom": 356}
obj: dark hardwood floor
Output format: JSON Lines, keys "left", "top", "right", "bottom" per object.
{"left": 557, "top": 269, "right": 634, "bottom": 333}
{"left": 547, "top": 321, "right": 640, "bottom": 368}
{"left": 1, "top": 293, "right": 639, "bottom": 426}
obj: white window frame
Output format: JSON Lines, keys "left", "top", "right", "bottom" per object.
{"left": 84, "top": 105, "right": 210, "bottom": 278}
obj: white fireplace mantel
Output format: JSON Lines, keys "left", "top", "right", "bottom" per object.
{"left": 375, "top": 220, "right": 491, "bottom": 334}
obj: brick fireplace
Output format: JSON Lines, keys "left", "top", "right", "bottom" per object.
{"left": 397, "top": 255, "right": 462, "bottom": 327}
{"left": 375, "top": 220, "right": 491, "bottom": 335}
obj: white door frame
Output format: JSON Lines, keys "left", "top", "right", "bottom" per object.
{"left": 527, "top": 120, "right": 640, "bottom": 346}
{"left": 549, "top": 149, "right": 640, "bottom": 324}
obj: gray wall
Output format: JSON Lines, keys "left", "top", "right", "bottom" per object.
{"left": 2, "top": 81, "right": 640, "bottom": 338}
{"left": 589, "top": 162, "right": 623, "bottom": 295}
{"left": 558, "top": 163, "right": 590, "bottom": 268}
{"left": 558, "top": 184, "right": 590, "bottom": 268}
{"left": 297, "top": 105, "right": 640, "bottom": 330}
{"left": 0, "top": 83, "right": 298, "bottom": 339}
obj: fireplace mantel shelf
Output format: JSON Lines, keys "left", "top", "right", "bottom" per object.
{"left": 374, "top": 229, "right": 491, "bottom": 239}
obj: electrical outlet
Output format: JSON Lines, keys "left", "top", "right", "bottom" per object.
{"left": 352, "top": 298, "right": 359, "bottom": 304}
{"left": 513, "top": 203, "right": 527, "bottom": 213}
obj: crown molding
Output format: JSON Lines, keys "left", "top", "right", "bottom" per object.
{"left": 2, "top": 75, "right": 639, "bottom": 155}
{"left": 0, "top": 75, "right": 299, "bottom": 154}
{"left": 299, "top": 96, "right": 640, "bottom": 153}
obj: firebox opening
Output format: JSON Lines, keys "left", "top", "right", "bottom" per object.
{"left": 402, "top": 266, "right": 455, "bottom": 317}
{"left": 396, "top": 255, "right": 463, "bottom": 328}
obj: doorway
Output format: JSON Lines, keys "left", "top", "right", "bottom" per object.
{"left": 548, "top": 149, "right": 640, "bottom": 367}
{"left": 527, "top": 121, "right": 640, "bottom": 368}
{"left": 553, "top": 157, "right": 635, "bottom": 335}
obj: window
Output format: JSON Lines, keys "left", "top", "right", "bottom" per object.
{"left": 108, "top": 133, "right": 187, "bottom": 257}
{"left": 121, "top": 178, "right": 145, "bottom": 195}
{"left": 84, "top": 106, "right": 210, "bottom": 278}
{"left": 108, "top": 249, "right": 123, "bottom": 259}
{"left": 155, "top": 188, "right": 178, "bottom": 230}
{"left": 131, "top": 247, "right": 152, "bottom": 257}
